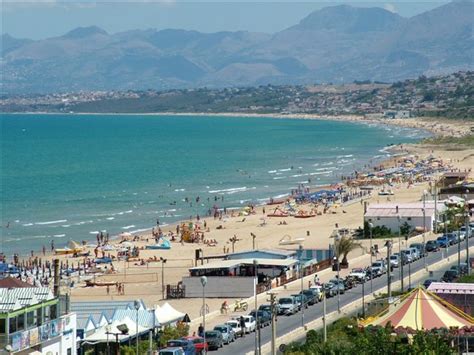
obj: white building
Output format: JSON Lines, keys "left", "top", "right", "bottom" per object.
{"left": 0, "top": 286, "right": 77, "bottom": 354}
{"left": 364, "top": 202, "right": 446, "bottom": 232}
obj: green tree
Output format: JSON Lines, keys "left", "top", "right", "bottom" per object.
{"left": 336, "top": 236, "right": 363, "bottom": 266}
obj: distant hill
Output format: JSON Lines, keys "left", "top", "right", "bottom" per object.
{"left": 1, "top": 1, "right": 473, "bottom": 94}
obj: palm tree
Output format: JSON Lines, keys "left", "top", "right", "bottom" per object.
{"left": 336, "top": 236, "right": 363, "bottom": 266}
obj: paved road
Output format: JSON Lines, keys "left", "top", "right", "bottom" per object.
{"left": 217, "top": 237, "right": 474, "bottom": 354}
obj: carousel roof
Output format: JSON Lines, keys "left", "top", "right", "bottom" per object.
{"left": 361, "top": 287, "right": 474, "bottom": 330}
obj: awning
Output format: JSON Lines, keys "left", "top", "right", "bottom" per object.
{"left": 85, "top": 316, "right": 148, "bottom": 343}
{"left": 155, "top": 303, "right": 185, "bottom": 325}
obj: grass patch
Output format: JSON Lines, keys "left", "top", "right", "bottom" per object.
{"left": 422, "top": 134, "right": 474, "bottom": 146}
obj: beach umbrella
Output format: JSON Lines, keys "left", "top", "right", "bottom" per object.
{"left": 120, "top": 241, "right": 134, "bottom": 248}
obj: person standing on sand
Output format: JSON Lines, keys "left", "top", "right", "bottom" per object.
{"left": 42, "top": 246, "right": 46, "bottom": 256}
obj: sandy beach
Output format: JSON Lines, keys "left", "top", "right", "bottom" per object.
{"left": 7, "top": 114, "right": 473, "bottom": 323}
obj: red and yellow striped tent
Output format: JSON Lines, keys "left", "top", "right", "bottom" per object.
{"left": 361, "top": 287, "right": 474, "bottom": 330}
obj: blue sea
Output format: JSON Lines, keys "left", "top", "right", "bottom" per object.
{"left": 0, "top": 114, "right": 428, "bottom": 255}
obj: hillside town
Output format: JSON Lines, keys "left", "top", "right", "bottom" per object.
{"left": 1, "top": 71, "right": 473, "bottom": 119}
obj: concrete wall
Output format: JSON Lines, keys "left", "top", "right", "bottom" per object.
{"left": 365, "top": 215, "right": 434, "bottom": 232}
{"left": 182, "top": 276, "right": 255, "bottom": 298}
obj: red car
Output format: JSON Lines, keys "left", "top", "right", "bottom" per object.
{"left": 182, "top": 336, "right": 208, "bottom": 354}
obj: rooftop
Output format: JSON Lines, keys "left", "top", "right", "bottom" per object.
{"left": 0, "top": 277, "right": 34, "bottom": 288}
{"left": 190, "top": 258, "right": 298, "bottom": 271}
{"left": 365, "top": 202, "right": 444, "bottom": 218}
{"left": 427, "top": 282, "right": 474, "bottom": 295}
{"left": 0, "top": 287, "right": 54, "bottom": 312}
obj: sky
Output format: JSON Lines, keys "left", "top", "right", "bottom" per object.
{"left": 2, "top": 1, "right": 451, "bottom": 40}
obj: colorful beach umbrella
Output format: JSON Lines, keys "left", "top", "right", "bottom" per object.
{"left": 362, "top": 287, "right": 474, "bottom": 330}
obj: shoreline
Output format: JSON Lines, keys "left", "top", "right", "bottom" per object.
{"left": 4, "top": 111, "right": 472, "bottom": 138}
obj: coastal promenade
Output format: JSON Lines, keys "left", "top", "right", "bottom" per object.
{"left": 217, "top": 239, "right": 474, "bottom": 354}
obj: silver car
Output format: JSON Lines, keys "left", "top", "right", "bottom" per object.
{"left": 213, "top": 324, "right": 235, "bottom": 344}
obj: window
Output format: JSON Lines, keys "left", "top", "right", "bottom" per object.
{"left": 17, "top": 313, "right": 25, "bottom": 331}
{"left": 9, "top": 317, "right": 17, "bottom": 333}
{"left": 37, "top": 307, "right": 43, "bottom": 326}
{"left": 27, "top": 311, "right": 35, "bottom": 328}
{"left": 0, "top": 319, "right": 5, "bottom": 334}
{"left": 407, "top": 217, "right": 412, "bottom": 221}
{"left": 50, "top": 304, "right": 58, "bottom": 320}
{"left": 67, "top": 348, "right": 72, "bottom": 355}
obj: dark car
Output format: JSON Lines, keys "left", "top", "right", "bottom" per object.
{"left": 450, "top": 263, "right": 468, "bottom": 275}
{"left": 447, "top": 233, "right": 458, "bottom": 245}
{"left": 441, "top": 270, "right": 459, "bottom": 283}
{"left": 300, "top": 289, "right": 318, "bottom": 305}
{"left": 423, "top": 279, "right": 437, "bottom": 289}
{"left": 166, "top": 339, "right": 196, "bottom": 355}
{"left": 343, "top": 276, "right": 357, "bottom": 289}
{"left": 436, "top": 236, "right": 449, "bottom": 248}
{"left": 204, "top": 331, "right": 223, "bottom": 350}
{"left": 259, "top": 304, "right": 280, "bottom": 316}
{"left": 425, "top": 240, "right": 439, "bottom": 252}
{"left": 248, "top": 310, "right": 271, "bottom": 327}
{"left": 182, "top": 337, "right": 207, "bottom": 355}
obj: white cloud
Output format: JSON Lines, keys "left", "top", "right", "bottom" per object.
{"left": 384, "top": 3, "right": 397, "bottom": 13}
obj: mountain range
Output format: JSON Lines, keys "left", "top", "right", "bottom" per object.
{"left": 1, "top": 0, "right": 473, "bottom": 94}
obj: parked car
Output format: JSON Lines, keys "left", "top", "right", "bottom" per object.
{"left": 166, "top": 339, "right": 196, "bottom": 355}
{"left": 182, "top": 337, "right": 208, "bottom": 355}
{"left": 291, "top": 294, "right": 309, "bottom": 309}
{"left": 426, "top": 240, "right": 440, "bottom": 252}
{"left": 309, "top": 285, "right": 324, "bottom": 302}
{"left": 225, "top": 320, "right": 243, "bottom": 338}
{"left": 213, "top": 324, "right": 235, "bottom": 345}
{"left": 441, "top": 270, "right": 459, "bottom": 283}
{"left": 259, "top": 304, "right": 280, "bottom": 316}
{"left": 410, "top": 243, "right": 426, "bottom": 258}
{"left": 300, "top": 289, "right": 318, "bottom": 305}
{"left": 159, "top": 348, "right": 185, "bottom": 355}
{"left": 371, "top": 261, "right": 386, "bottom": 276}
{"left": 389, "top": 255, "right": 399, "bottom": 268}
{"left": 278, "top": 297, "right": 298, "bottom": 315}
{"left": 458, "top": 228, "right": 467, "bottom": 241}
{"left": 348, "top": 268, "right": 367, "bottom": 282}
{"left": 423, "top": 279, "right": 437, "bottom": 289}
{"left": 231, "top": 315, "right": 256, "bottom": 333}
{"left": 328, "top": 279, "right": 345, "bottom": 294}
{"left": 249, "top": 310, "right": 271, "bottom": 327}
{"left": 450, "top": 263, "right": 468, "bottom": 275}
{"left": 323, "top": 282, "right": 337, "bottom": 298}
{"left": 447, "top": 233, "right": 458, "bottom": 245}
{"left": 204, "top": 331, "right": 223, "bottom": 350}
{"left": 436, "top": 236, "right": 449, "bottom": 248}
{"left": 343, "top": 276, "right": 357, "bottom": 290}
{"left": 401, "top": 249, "right": 414, "bottom": 263}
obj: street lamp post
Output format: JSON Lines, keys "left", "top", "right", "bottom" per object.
{"left": 369, "top": 222, "right": 374, "bottom": 293}
{"left": 253, "top": 259, "right": 259, "bottom": 355}
{"left": 160, "top": 257, "right": 167, "bottom": 300}
{"left": 385, "top": 240, "right": 392, "bottom": 300}
{"left": 422, "top": 190, "right": 427, "bottom": 270}
{"left": 134, "top": 300, "right": 140, "bottom": 355}
{"left": 106, "top": 323, "right": 112, "bottom": 355}
{"left": 398, "top": 214, "right": 404, "bottom": 292}
{"left": 299, "top": 244, "right": 304, "bottom": 328}
{"left": 465, "top": 190, "right": 470, "bottom": 275}
{"left": 335, "top": 233, "right": 341, "bottom": 313}
{"left": 200, "top": 276, "right": 208, "bottom": 354}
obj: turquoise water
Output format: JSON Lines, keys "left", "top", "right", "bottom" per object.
{"left": 1, "top": 114, "right": 426, "bottom": 255}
